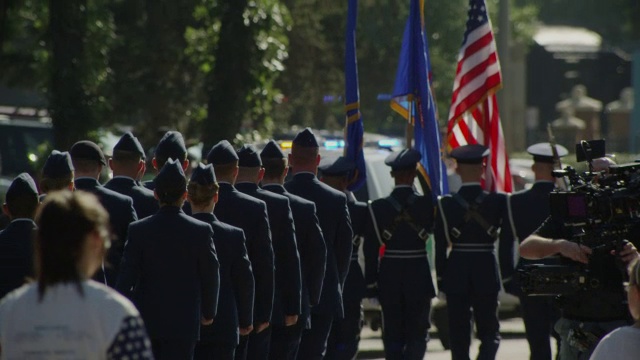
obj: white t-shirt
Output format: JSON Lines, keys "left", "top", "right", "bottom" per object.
{"left": 0, "top": 280, "right": 150, "bottom": 360}
{"left": 590, "top": 326, "right": 640, "bottom": 360}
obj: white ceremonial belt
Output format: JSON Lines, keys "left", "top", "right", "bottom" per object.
{"left": 451, "top": 243, "right": 494, "bottom": 252}
{"left": 384, "top": 249, "right": 427, "bottom": 259}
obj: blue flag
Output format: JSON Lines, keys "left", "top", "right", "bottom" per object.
{"left": 344, "top": 0, "right": 366, "bottom": 191}
{"left": 390, "top": 0, "right": 448, "bottom": 200}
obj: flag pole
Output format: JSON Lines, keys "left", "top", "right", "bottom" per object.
{"left": 406, "top": 99, "right": 414, "bottom": 149}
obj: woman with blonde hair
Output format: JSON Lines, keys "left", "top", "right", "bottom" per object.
{"left": 590, "top": 258, "right": 640, "bottom": 359}
{"left": 0, "top": 191, "right": 153, "bottom": 359}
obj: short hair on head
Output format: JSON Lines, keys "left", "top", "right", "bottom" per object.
{"left": 212, "top": 161, "right": 238, "bottom": 179}
{"left": 112, "top": 149, "right": 143, "bottom": 164}
{"left": 155, "top": 155, "right": 186, "bottom": 170}
{"left": 6, "top": 189, "right": 39, "bottom": 219}
{"left": 35, "top": 191, "right": 111, "bottom": 300}
{"left": 391, "top": 167, "right": 417, "bottom": 178}
{"left": 291, "top": 145, "right": 318, "bottom": 164}
{"left": 155, "top": 180, "right": 186, "bottom": 205}
{"left": 187, "top": 181, "right": 219, "bottom": 207}
{"left": 40, "top": 174, "right": 74, "bottom": 194}
{"left": 262, "top": 158, "right": 287, "bottom": 179}
{"left": 72, "top": 158, "right": 102, "bottom": 173}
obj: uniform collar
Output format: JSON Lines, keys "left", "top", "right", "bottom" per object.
{"left": 111, "top": 175, "right": 136, "bottom": 181}
{"left": 460, "top": 182, "right": 481, "bottom": 187}
{"left": 394, "top": 185, "right": 413, "bottom": 190}
{"left": 9, "top": 218, "right": 36, "bottom": 226}
{"left": 192, "top": 212, "right": 216, "bottom": 222}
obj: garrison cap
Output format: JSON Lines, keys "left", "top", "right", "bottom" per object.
{"left": 114, "top": 132, "right": 146, "bottom": 159}
{"left": 155, "top": 131, "right": 187, "bottom": 160}
{"left": 237, "top": 144, "right": 262, "bottom": 167}
{"left": 42, "top": 150, "right": 74, "bottom": 178}
{"left": 527, "top": 142, "right": 569, "bottom": 163}
{"left": 384, "top": 148, "right": 421, "bottom": 171}
{"left": 319, "top": 156, "right": 355, "bottom": 176}
{"left": 6, "top": 173, "right": 38, "bottom": 205}
{"left": 70, "top": 140, "right": 107, "bottom": 165}
{"left": 206, "top": 140, "right": 239, "bottom": 165}
{"left": 260, "top": 140, "right": 286, "bottom": 159}
{"left": 292, "top": 128, "right": 319, "bottom": 148}
{"left": 450, "top": 144, "right": 490, "bottom": 164}
{"left": 190, "top": 163, "right": 217, "bottom": 186}
{"left": 155, "top": 158, "right": 186, "bottom": 194}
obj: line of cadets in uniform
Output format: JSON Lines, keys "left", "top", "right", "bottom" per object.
{"left": 0, "top": 125, "right": 563, "bottom": 360}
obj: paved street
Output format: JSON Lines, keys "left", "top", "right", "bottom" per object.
{"left": 357, "top": 317, "right": 559, "bottom": 359}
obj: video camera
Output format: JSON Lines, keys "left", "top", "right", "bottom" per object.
{"left": 519, "top": 140, "right": 640, "bottom": 296}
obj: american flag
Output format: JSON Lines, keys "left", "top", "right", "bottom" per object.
{"left": 447, "top": 0, "right": 512, "bottom": 193}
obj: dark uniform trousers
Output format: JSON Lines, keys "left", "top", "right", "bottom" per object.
{"left": 326, "top": 197, "right": 367, "bottom": 360}
{"left": 194, "top": 342, "right": 236, "bottom": 360}
{"left": 261, "top": 184, "right": 327, "bottom": 360}
{"left": 235, "top": 182, "right": 301, "bottom": 360}
{"left": 325, "top": 256, "right": 364, "bottom": 360}
{"left": 191, "top": 213, "right": 255, "bottom": 360}
{"left": 152, "top": 339, "right": 197, "bottom": 360}
{"left": 520, "top": 296, "right": 560, "bottom": 360}
{"left": 435, "top": 184, "right": 506, "bottom": 360}
{"left": 500, "top": 181, "right": 561, "bottom": 360}
{"left": 297, "top": 315, "right": 334, "bottom": 360}
{"left": 365, "top": 187, "right": 435, "bottom": 360}
{"left": 285, "top": 173, "right": 353, "bottom": 360}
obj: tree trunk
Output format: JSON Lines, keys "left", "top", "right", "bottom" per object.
{"left": 202, "top": 0, "right": 254, "bottom": 152}
{"left": 49, "top": 0, "right": 92, "bottom": 149}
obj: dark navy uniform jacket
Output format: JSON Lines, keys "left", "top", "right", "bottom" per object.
{"left": 214, "top": 182, "right": 274, "bottom": 325}
{"left": 364, "top": 186, "right": 435, "bottom": 298}
{"left": 435, "top": 184, "right": 507, "bottom": 295}
{"left": 116, "top": 205, "right": 219, "bottom": 341}
{"left": 346, "top": 196, "right": 367, "bottom": 302}
{"left": 0, "top": 219, "right": 35, "bottom": 299}
{"left": 74, "top": 177, "right": 138, "bottom": 286}
{"left": 499, "top": 181, "right": 556, "bottom": 295}
{"left": 285, "top": 172, "right": 353, "bottom": 317}
{"left": 235, "top": 182, "right": 301, "bottom": 326}
{"left": 261, "top": 183, "right": 326, "bottom": 327}
{"left": 192, "top": 212, "right": 254, "bottom": 345}
{"left": 105, "top": 176, "right": 159, "bottom": 219}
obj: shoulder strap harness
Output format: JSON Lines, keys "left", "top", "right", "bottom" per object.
{"left": 448, "top": 192, "right": 498, "bottom": 239}
{"left": 380, "top": 194, "right": 429, "bottom": 243}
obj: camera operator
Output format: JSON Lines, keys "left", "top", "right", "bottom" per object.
{"left": 520, "top": 214, "right": 639, "bottom": 360}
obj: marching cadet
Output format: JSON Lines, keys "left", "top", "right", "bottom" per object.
{"left": 499, "top": 142, "right": 567, "bottom": 360}
{"left": 235, "top": 144, "right": 302, "bottom": 360}
{"left": 434, "top": 144, "right": 508, "bottom": 360}
{"left": 320, "top": 156, "right": 368, "bottom": 360}
{"left": 284, "top": 128, "right": 353, "bottom": 360}
{"left": 117, "top": 159, "right": 220, "bottom": 359}
{"left": 188, "top": 163, "right": 255, "bottom": 360}
{"left": 104, "top": 132, "right": 159, "bottom": 219}
{"left": 364, "top": 149, "right": 435, "bottom": 360}
{"left": 69, "top": 140, "right": 137, "bottom": 287}
{"left": 40, "top": 150, "right": 75, "bottom": 196}
{"left": 259, "top": 140, "right": 326, "bottom": 360}
{"left": 206, "top": 140, "right": 274, "bottom": 360}
{"left": 0, "top": 173, "right": 38, "bottom": 299}
{"left": 142, "top": 131, "right": 190, "bottom": 191}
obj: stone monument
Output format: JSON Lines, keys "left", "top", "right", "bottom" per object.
{"left": 551, "top": 106, "right": 586, "bottom": 149}
{"left": 605, "top": 87, "right": 634, "bottom": 152}
{"left": 555, "top": 84, "right": 603, "bottom": 141}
